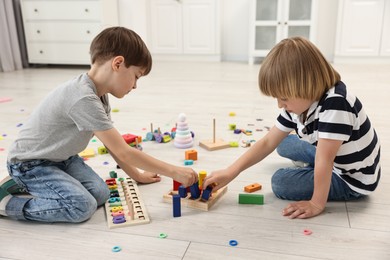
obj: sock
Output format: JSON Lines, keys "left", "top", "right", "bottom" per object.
{"left": 0, "top": 188, "right": 11, "bottom": 216}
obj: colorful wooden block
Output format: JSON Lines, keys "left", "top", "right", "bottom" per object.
{"left": 201, "top": 185, "right": 213, "bottom": 201}
{"left": 244, "top": 183, "right": 262, "bottom": 193}
{"left": 198, "top": 171, "right": 207, "bottom": 189}
{"left": 109, "top": 171, "right": 118, "bottom": 178}
{"left": 238, "top": 194, "right": 264, "bottom": 205}
{"left": 178, "top": 185, "right": 187, "bottom": 198}
{"left": 98, "top": 146, "right": 108, "bottom": 154}
{"left": 173, "top": 180, "right": 181, "bottom": 191}
{"left": 122, "top": 133, "right": 138, "bottom": 144}
{"left": 185, "top": 149, "right": 198, "bottom": 161}
{"left": 79, "top": 148, "right": 95, "bottom": 158}
{"left": 172, "top": 194, "right": 181, "bottom": 217}
{"left": 190, "top": 182, "right": 201, "bottom": 199}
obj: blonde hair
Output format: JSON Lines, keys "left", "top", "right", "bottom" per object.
{"left": 259, "top": 37, "right": 340, "bottom": 100}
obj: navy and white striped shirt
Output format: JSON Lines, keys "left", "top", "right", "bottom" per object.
{"left": 276, "top": 81, "right": 381, "bottom": 195}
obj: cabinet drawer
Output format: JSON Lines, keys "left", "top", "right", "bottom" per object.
{"left": 21, "top": 0, "right": 101, "bottom": 21}
{"left": 26, "top": 43, "right": 91, "bottom": 64}
{"left": 24, "top": 22, "right": 101, "bottom": 42}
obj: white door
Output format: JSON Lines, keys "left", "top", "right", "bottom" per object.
{"left": 182, "top": 0, "right": 216, "bottom": 54}
{"left": 150, "top": 0, "right": 182, "bottom": 53}
{"left": 336, "top": 0, "right": 384, "bottom": 56}
{"left": 380, "top": 1, "right": 390, "bottom": 56}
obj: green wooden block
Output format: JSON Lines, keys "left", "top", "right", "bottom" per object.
{"left": 238, "top": 193, "right": 264, "bottom": 205}
{"left": 109, "top": 171, "right": 117, "bottom": 178}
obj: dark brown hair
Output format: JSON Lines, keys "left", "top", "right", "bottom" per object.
{"left": 90, "top": 27, "right": 152, "bottom": 75}
{"left": 259, "top": 37, "right": 340, "bottom": 100}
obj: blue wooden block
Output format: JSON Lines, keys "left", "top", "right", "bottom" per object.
{"left": 172, "top": 194, "right": 181, "bottom": 217}
{"left": 178, "top": 185, "right": 187, "bottom": 198}
{"left": 201, "top": 185, "right": 213, "bottom": 201}
{"left": 190, "top": 182, "right": 200, "bottom": 199}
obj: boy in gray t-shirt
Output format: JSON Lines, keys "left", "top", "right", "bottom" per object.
{"left": 0, "top": 27, "right": 198, "bottom": 222}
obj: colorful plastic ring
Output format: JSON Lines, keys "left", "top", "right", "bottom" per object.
{"left": 159, "top": 233, "right": 168, "bottom": 238}
{"left": 229, "top": 240, "right": 238, "bottom": 246}
{"left": 112, "top": 246, "right": 121, "bottom": 252}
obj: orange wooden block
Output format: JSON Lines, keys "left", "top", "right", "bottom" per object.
{"left": 244, "top": 183, "right": 262, "bottom": 193}
{"left": 185, "top": 149, "right": 198, "bottom": 161}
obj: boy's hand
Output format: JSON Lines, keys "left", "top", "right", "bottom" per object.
{"left": 202, "top": 168, "right": 233, "bottom": 192}
{"left": 282, "top": 200, "right": 324, "bottom": 219}
{"left": 173, "top": 167, "right": 198, "bottom": 187}
{"left": 135, "top": 171, "right": 161, "bottom": 184}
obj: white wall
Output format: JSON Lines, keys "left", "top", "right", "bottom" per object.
{"left": 118, "top": 0, "right": 339, "bottom": 62}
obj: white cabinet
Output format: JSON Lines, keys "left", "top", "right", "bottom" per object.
{"left": 335, "top": 0, "right": 390, "bottom": 62}
{"left": 21, "top": 0, "right": 118, "bottom": 65}
{"left": 149, "top": 0, "right": 220, "bottom": 61}
{"left": 248, "top": 0, "right": 317, "bottom": 64}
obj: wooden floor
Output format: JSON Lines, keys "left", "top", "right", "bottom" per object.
{"left": 0, "top": 61, "right": 389, "bottom": 259}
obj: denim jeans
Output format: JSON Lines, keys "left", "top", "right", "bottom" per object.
{"left": 273, "top": 135, "right": 365, "bottom": 201}
{"left": 6, "top": 155, "right": 110, "bottom": 222}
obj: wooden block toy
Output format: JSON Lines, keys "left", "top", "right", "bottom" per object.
{"left": 185, "top": 149, "right": 198, "bottom": 161}
{"left": 109, "top": 171, "right": 117, "bottom": 178}
{"left": 199, "top": 119, "right": 230, "bottom": 151}
{"left": 172, "top": 194, "right": 181, "bottom": 217}
{"left": 122, "top": 133, "right": 137, "bottom": 144}
{"left": 229, "top": 142, "right": 239, "bottom": 147}
{"left": 238, "top": 193, "right": 264, "bottom": 205}
{"left": 98, "top": 146, "right": 108, "bottom": 154}
{"left": 163, "top": 185, "right": 227, "bottom": 211}
{"left": 104, "top": 177, "right": 150, "bottom": 229}
{"left": 228, "top": 124, "right": 236, "bottom": 130}
{"left": 79, "top": 148, "right": 95, "bottom": 158}
{"left": 178, "top": 185, "right": 187, "bottom": 198}
{"left": 173, "top": 180, "right": 181, "bottom": 191}
{"left": 244, "top": 183, "right": 262, "bottom": 193}
{"left": 200, "top": 185, "right": 213, "bottom": 201}
{"left": 189, "top": 182, "right": 201, "bottom": 199}
{"left": 198, "top": 171, "right": 207, "bottom": 189}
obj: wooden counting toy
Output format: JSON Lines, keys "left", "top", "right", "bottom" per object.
{"left": 104, "top": 177, "right": 150, "bottom": 229}
{"left": 199, "top": 118, "right": 230, "bottom": 151}
{"left": 163, "top": 185, "right": 227, "bottom": 211}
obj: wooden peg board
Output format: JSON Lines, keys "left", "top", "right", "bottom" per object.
{"left": 104, "top": 177, "right": 150, "bottom": 229}
{"left": 163, "top": 186, "right": 228, "bottom": 211}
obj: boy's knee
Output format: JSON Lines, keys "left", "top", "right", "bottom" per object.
{"left": 96, "top": 185, "right": 110, "bottom": 206}
{"left": 92, "top": 183, "right": 110, "bottom": 206}
{"left": 271, "top": 170, "right": 285, "bottom": 198}
{"left": 67, "top": 196, "right": 98, "bottom": 223}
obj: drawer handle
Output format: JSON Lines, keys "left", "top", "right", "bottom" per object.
{"left": 86, "top": 30, "right": 91, "bottom": 34}
{"left": 36, "top": 30, "right": 41, "bottom": 34}
{"left": 34, "top": 8, "right": 38, "bottom": 13}
{"left": 39, "top": 50, "right": 44, "bottom": 54}
{"left": 85, "top": 8, "right": 89, "bottom": 12}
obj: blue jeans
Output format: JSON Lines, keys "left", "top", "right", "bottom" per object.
{"left": 6, "top": 155, "right": 110, "bottom": 223}
{"left": 273, "top": 135, "right": 365, "bottom": 201}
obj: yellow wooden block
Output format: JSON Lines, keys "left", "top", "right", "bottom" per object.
{"left": 79, "top": 148, "right": 95, "bottom": 158}
{"left": 199, "top": 170, "right": 207, "bottom": 188}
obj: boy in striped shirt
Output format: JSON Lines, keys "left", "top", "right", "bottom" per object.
{"left": 203, "top": 37, "right": 381, "bottom": 219}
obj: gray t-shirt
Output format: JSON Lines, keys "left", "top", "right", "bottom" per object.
{"left": 8, "top": 73, "right": 113, "bottom": 163}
